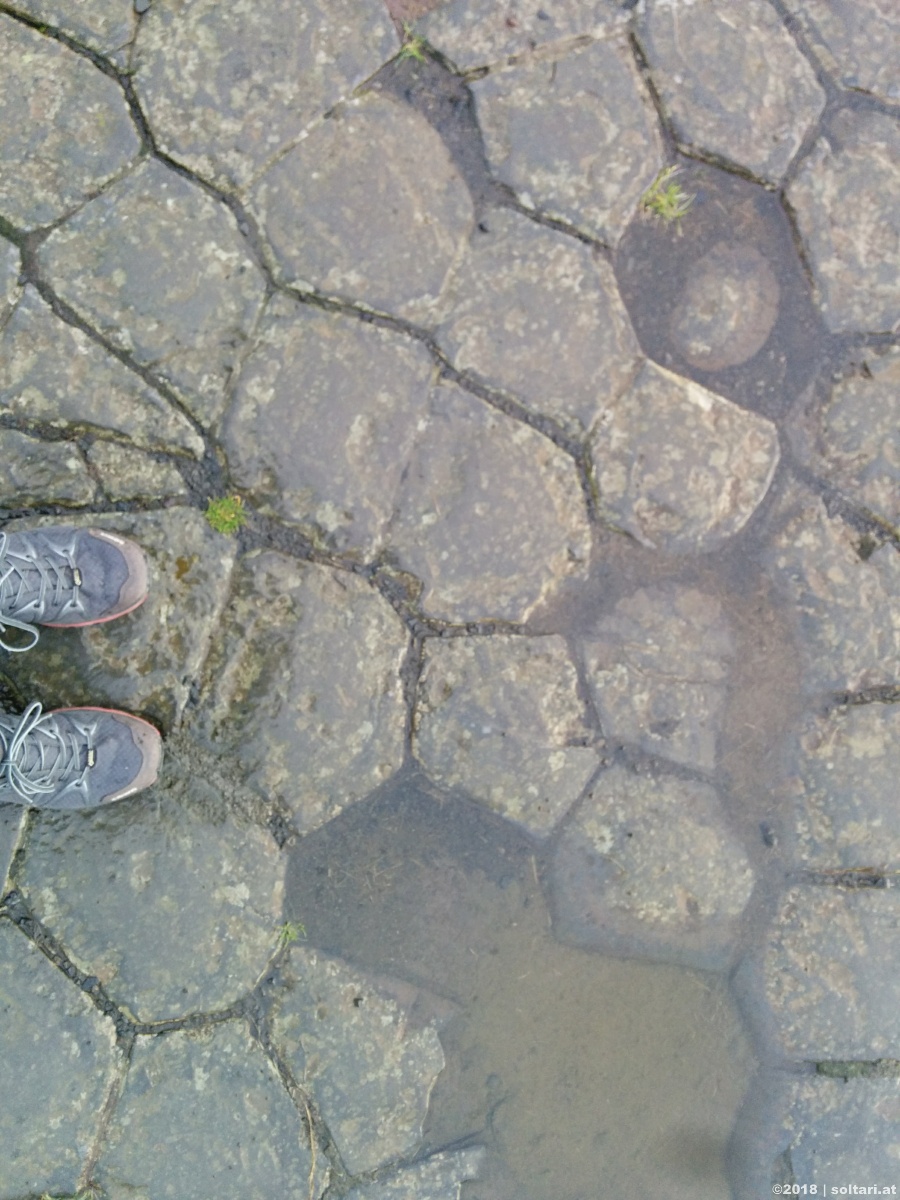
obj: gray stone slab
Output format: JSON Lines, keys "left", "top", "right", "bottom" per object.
{"left": 385, "top": 381, "right": 591, "bottom": 623}
{"left": 787, "top": 108, "right": 900, "bottom": 334}
{"left": 583, "top": 583, "right": 734, "bottom": 772}
{"left": 413, "top": 634, "right": 598, "bottom": 836}
{"left": 0, "top": 428, "right": 97, "bottom": 507}
{"left": 199, "top": 551, "right": 408, "bottom": 835}
{"left": 637, "top": 0, "right": 825, "bottom": 183}
{"left": 0, "top": 805, "right": 24, "bottom": 893}
{"left": 134, "top": 0, "right": 396, "bottom": 192}
{"left": 796, "top": 348, "right": 900, "bottom": 536}
{"left": 764, "top": 486, "right": 900, "bottom": 696}
{"left": 0, "top": 286, "right": 205, "bottom": 457}
{"left": 2, "top": 508, "right": 237, "bottom": 729}
{"left": 591, "top": 361, "right": 780, "bottom": 552}
{"left": 0, "top": 236, "right": 21, "bottom": 330}
{"left": 225, "top": 295, "right": 432, "bottom": 557}
{"left": 20, "top": 767, "right": 284, "bottom": 1023}
{"left": 38, "top": 158, "right": 268, "bottom": 427}
{"left": 346, "top": 1149, "right": 486, "bottom": 1200}
{"left": 413, "top": 0, "right": 625, "bottom": 71}
{"left": 8, "top": 0, "right": 137, "bottom": 62}
{"left": 550, "top": 764, "right": 755, "bottom": 969}
{"left": 273, "top": 944, "right": 446, "bottom": 1174}
{"left": 0, "top": 922, "right": 118, "bottom": 1198}
{"left": 87, "top": 439, "right": 189, "bottom": 503}
{"left": 472, "top": 37, "right": 664, "bottom": 246}
{"left": 790, "top": 704, "right": 900, "bottom": 869}
{"left": 98, "top": 1023, "right": 324, "bottom": 1199}
{"left": 0, "top": 15, "right": 140, "bottom": 230}
{"left": 780, "top": 1076, "right": 900, "bottom": 1185}
{"left": 783, "top": 0, "right": 900, "bottom": 105}
{"left": 252, "top": 92, "right": 473, "bottom": 322}
{"left": 762, "top": 886, "right": 900, "bottom": 1058}
{"left": 434, "top": 207, "right": 641, "bottom": 434}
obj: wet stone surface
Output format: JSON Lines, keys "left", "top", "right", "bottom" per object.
{"left": 637, "top": 0, "right": 825, "bottom": 183}
{"left": 434, "top": 206, "right": 640, "bottom": 433}
{"left": 225, "top": 295, "right": 433, "bottom": 555}
{"left": 472, "top": 37, "right": 664, "bottom": 246}
{"left": 38, "top": 158, "right": 268, "bottom": 427}
{"left": 413, "top": 634, "right": 598, "bottom": 835}
{"left": 0, "top": 922, "right": 118, "bottom": 1197}
{"left": 252, "top": 91, "right": 473, "bottom": 320}
{"left": 0, "top": 14, "right": 140, "bottom": 230}
{"left": 97, "top": 1022, "right": 324, "bottom": 1199}
{"left": 0, "top": 0, "right": 899, "bottom": 1193}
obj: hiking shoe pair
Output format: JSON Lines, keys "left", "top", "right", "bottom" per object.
{"left": 0, "top": 526, "right": 162, "bottom": 809}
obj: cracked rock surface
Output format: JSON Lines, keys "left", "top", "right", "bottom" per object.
{"left": 0, "top": 0, "right": 898, "bottom": 1195}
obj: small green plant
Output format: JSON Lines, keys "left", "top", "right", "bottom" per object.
{"left": 398, "top": 22, "right": 427, "bottom": 61}
{"left": 204, "top": 494, "right": 247, "bottom": 535}
{"left": 641, "top": 165, "right": 694, "bottom": 229}
{"left": 277, "top": 919, "right": 307, "bottom": 949}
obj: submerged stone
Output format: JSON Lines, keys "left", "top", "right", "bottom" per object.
{"left": 98, "top": 1023, "right": 324, "bottom": 1198}
{"left": 434, "top": 207, "right": 641, "bottom": 434}
{"left": 252, "top": 91, "right": 473, "bottom": 322}
{"left": 134, "top": 0, "right": 395, "bottom": 192}
{"left": 225, "top": 295, "right": 433, "bottom": 557}
{"left": 472, "top": 37, "right": 664, "bottom": 246}
{"left": 788, "top": 109, "right": 900, "bottom": 333}
{"left": 637, "top": 0, "right": 825, "bottom": 182}
{"left": 273, "top": 944, "right": 447, "bottom": 1174}
{"left": 385, "top": 381, "right": 591, "bottom": 623}
{"left": 550, "top": 764, "right": 755, "bottom": 969}
{"left": 591, "top": 361, "right": 780, "bottom": 551}
{"left": 0, "top": 15, "right": 140, "bottom": 229}
{"left": 39, "top": 158, "right": 267, "bottom": 427}
{"left": 413, "top": 634, "right": 598, "bottom": 836}
{"left": 583, "top": 583, "right": 734, "bottom": 773}
{"left": 199, "top": 551, "right": 407, "bottom": 834}
{"left": 0, "top": 923, "right": 118, "bottom": 1196}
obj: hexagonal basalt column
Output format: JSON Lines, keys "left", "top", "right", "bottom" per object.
{"left": 582, "top": 583, "right": 734, "bottom": 772}
{"left": 764, "top": 486, "right": 900, "bottom": 695}
{"left": 200, "top": 551, "right": 408, "bottom": 835}
{"left": 133, "top": 0, "right": 396, "bottom": 193}
{"left": 273, "top": 945, "right": 447, "bottom": 1174}
{"left": 413, "top": 634, "right": 599, "bottom": 836}
{"left": 251, "top": 91, "right": 473, "bottom": 322}
{"left": 10, "top": 0, "right": 137, "bottom": 63}
{"left": 0, "top": 923, "right": 119, "bottom": 1196}
{"left": 783, "top": 0, "right": 900, "bottom": 106}
{"left": 0, "top": 15, "right": 141, "bottom": 229}
{"left": 385, "top": 382, "right": 591, "bottom": 623}
{"left": 788, "top": 109, "right": 900, "bottom": 333}
{"left": 788, "top": 704, "right": 900, "bottom": 870}
{"left": 471, "top": 37, "right": 664, "bottom": 246}
{"left": 38, "top": 158, "right": 267, "bottom": 426}
{"left": 434, "top": 208, "right": 641, "bottom": 434}
{"left": 2, "top": 509, "right": 237, "bottom": 729}
{"left": 760, "top": 887, "right": 900, "bottom": 1059}
{"left": 0, "top": 428, "right": 96, "bottom": 507}
{"left": 0, "top": 287, "right": 204, "bottom": 458}
{"left": 97, "top": 1023, "right": 325, "bottom": 1198}
{"left": 550, "top": 765, "right": 754, "bottom": 970}
{"left": 591, "top": 361, "right": 780, "bottom": 552}
{"left": 412, "top": 0, "right": 626, "bottom": 72}
{"left": 224, "top": 296, "right": 433, "bottom": 557}
{"left": 20, "top": 772, "right": 284, "bottom": 1022}
{"left": 636, "top": 0, "right": 825, "bottom": 183}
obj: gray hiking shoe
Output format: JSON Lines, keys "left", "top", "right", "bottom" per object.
{"left": 0, "top": 701, "right": 162, "bottom": 809}
{"left": 0, "top": 525, "right": 148, "bottom": 652}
